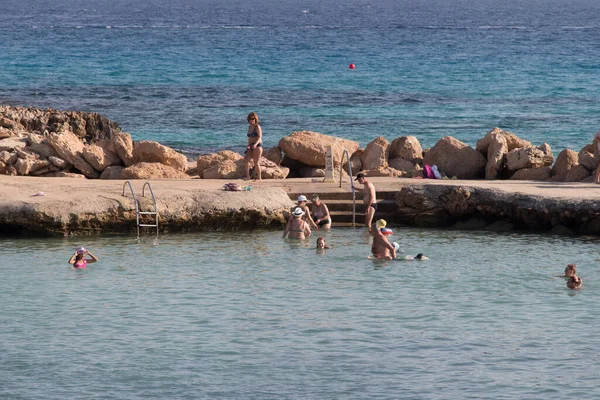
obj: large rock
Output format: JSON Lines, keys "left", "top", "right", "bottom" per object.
{"left": 484, "top": 132, "right": 508, "bottom": 180}
{"left": 510, "top": 166, "right": 551, "bottom": 181}
{"left": 110, "top": 131, "right": 134, "bottom": 167}
{"left": 551, "top": 149, "right": 578, "bottom": 182}
{"left": 389, "top": 136, "right": 423, "bottom": 163}
{"left": 278, "top": 131, "right": 359, "bottom": 167}
{"left": 99, "top": 165, "right": 125, "bottom": 180}
{"left": 132, "top": 140, "right": 188, "bottom": 171}
{"left": 82, "top": 142, "right": 122, "bottom": 172}
{"left": 197, "top": 151, "right": 243, "bottom": 179}
{"left": 361, "top": 136, "right": 389, "bottom": 170}
{"left": 120, "top": 162, "right": 189, "bottom": 180}
{"left": 476, "top": 127, "right": 532, "bottom": 153}
{"left": 565, "top": 165, "right": 591, "bottom": 182}
{"left": 41, "top": 171, "right": 86, "bottom": 178}
{"left": 578, "top": 147, "right": 597, "bottom": 172}
{"left": 203, "top": 160, "right": 243, "bottom": 180}
{"left": 258, "top": 158, "right": 289, "bottom": 179}
{"left": 506, "top": 146, "right": 553, "bottom": 171}
{"left": 48, "top": 156, "right": 70, "bottom": 169}
{"left": 28, "top": 133, "right": 58, "bottom": 158}
{"left": 0, "top": 137, "right": 28, "bottom": 152}
{"left": 46, "top": 131, "right": 99, "bottom": 178}
{"left": 14, "top": 157, "right": 50, "bottom": 176}
{"left": 422, "top": 136, "right": 486, "bottom": 179}
{"left": 389, "top": 158, "right": 421, "bottom": 177}
{"left": 344, "top": 149, "right": 363, "bottom": 176}
{"left": 263, "top": 146, "right": 283, "bottom": 165}
{"left": 361, "top": 166, "right": 405, "bottom": 178}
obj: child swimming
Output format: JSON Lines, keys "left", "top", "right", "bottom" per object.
{"left": 316, "top": 237, "right": 331, "bottom": 249}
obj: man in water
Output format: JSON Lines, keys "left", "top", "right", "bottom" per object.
{"left": 355, "top": 173, "right": 377, "bottom": 230}
{"left": 371, "top": 222, "right": 396, "bottom": 260}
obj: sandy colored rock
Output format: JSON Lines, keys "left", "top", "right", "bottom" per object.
{"left": 476, "top": 127, "right": 532, "bottom": 153}
{"left": 343, "top": 149, "right": 363, "bottom": 176}
{"left": 82, "top": 143, "right": 122, "bottom": 172}
{"left": 389, "top": 136, "right": 423, "bottom": 163}
{"left": 28, "top": 134, "right": 58, "bottom": 158}
{"left": 48, "top": 156, "right": 70, "bottom": 169}
{"left": 551, "top": 149, "right": 578, "bottom": 182}
{"left": 263, "top": 146, "right": 283, "bottom": 165}
{"left": 423, "top": 136, "right": 486, "bottom": 179}
{"left": 510, "top": 166, "right": 551, "bottom": 181}
{"left": 15, "top": 157, "right": 50, "bottom": 176}
{"left": 46, "top": 131, "right": 99, "bottom": 178}
{"left": 132, "top": 140, "right": 188, "bottom": 171}
{"left": 0, "top": 127, "right": 14, "bottom": 139}
{"left": 0, "top": 137, "right": 28, "bottom": 152}
{"left": 578, "top": 149, "right": 597, "bottom": 172}
{"left": 0, "top": 151, "right": 12, "bottom": 164}
{"left": 506, "top": 146, "right": 553, "bottom": 171}
{"left": 41, "top": 171, "right": 86, "bottom": 178}
{"left": 485, "top": 133, "right": 508, "bottom": 180}
{"left": 565, "top": 164, "right": 591, "bottom": 182}
{"left": 110, "top": 131, "right": 134, "bottom": 167}
{"left": 361, "top": 136, "right": 389, "bottom": 170}
{"left": 120, "top": 162, "right": 190, "bottom": 180}
{"left": 197, "top": 151, "right": 244, "bottom": 179}
{"left": 100, "top": 166, "right": 125, "bottom": 180}
{"left": 278, "top": 131, "right": 359, "bottom": 167}
{"left": 361, "top": 166, "right": 405, "bottom": 177}
{"left": 258, "top": 158, "right": 289, "bottom": 179}
{"left": 202, "top": 160, "right": 242, "bottom": 180}
{"left": 388, "top": 158, "right": 421, "bottom": 177}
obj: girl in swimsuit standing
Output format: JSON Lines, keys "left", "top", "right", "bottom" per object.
{"left": 243, "top": 112, "right": 263, "bottom": 181}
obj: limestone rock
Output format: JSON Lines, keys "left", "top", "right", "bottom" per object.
{"left": 422, "top": 136, "right": 486, "bottom": 179}
{"left": 578, "top": 149, "right": 597, "bottom": 172}
{"left": 258, "top": 158, "right": 289, "bottom": 179}
{"left": 389, "top": 158, "right": 421, "bottom": 177}
{"left": 197, "top": 151, "right": 243, "bottom": 179}
{"left": 476, "top": 127, "right": 532, "bottom": 153}
{"left": 46, "top": 131, "right": 99, "bottom": 178}
{"left": 278, "top": 131, "right": 359, "bottom": 167}
{"left": 41, "top": 171, "right": 86, "bottom": 178}
{"left": 203, "top": 160, "right": 242, "bottom": 180}
{"left": 343, "top": 149, "right": 363, "bottom": 176}
{"left": 506, "top": 146, "right": 553, "bottom": 171}
{"left": 132, "top": 140, "right": 188, "bottom": 171}
{"left": 99, "top": 166, "right": 125, "bottom": 180}
{"left": 565, "top": 164, "right": 591, "bottom": 182}
{"left": 0, "top": 137, "right": 28, "bottom": 152}
{"left": 120, "top": 162, "right": 189, "bottom": 180}
{"left": 361, "top": 136, "right": 389, "bottom": 170}
{"left": 0, "top": 127, "right": 13, "bottom": 139}
{"left": 0, "top": 151, "right": 12, "bottom": 164}
{"left": 186, "top": 161, "right": 198, "bottom": 177}
{"left": 15, "top": 157, "right": 50, "bottom": 176}
{"left": 550, "top": 149, "right": 578, "bottom": 182}
{"left": 485, "top": 133, "right": 508, "bottom": 180}
{"left": 263, "top": 146, "right": 283, "bottom": 165}
{"left": 361, "top": 166, "right": 405, "bottom": 178}
{"left": 28, "top": 133, "right": 58, "bottom": 158}
{"left": 48, "top": 156, "right": 70, "bottom": 169}
{"left": 389, "top": 136, "right": 423, "bottom": 163}
{"left": 538, "top": 143, "right": 554, "bottom": 163}
{"left": 110, "top": 131, "right": 134, "bottom": 167}
{"left": 510, "top": 166, "right": 551, "bottom": 181}
{"left": 82, "top": 143, "right": 122, "bottom": 171}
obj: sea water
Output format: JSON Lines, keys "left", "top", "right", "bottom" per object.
{"left": 1, "top": 228, "right": 599, "bottom": 399}
{"left": 1, "top": 0, "right": 599, "bottom": 156}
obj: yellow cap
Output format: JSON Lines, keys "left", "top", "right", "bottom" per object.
{"left": 376, "top": 219, "right": 387, "bottom": 228}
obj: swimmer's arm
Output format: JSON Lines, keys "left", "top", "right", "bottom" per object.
{"left": 304, "top": 206, "right": 318, "bottom": 229}
{"left": 304, "top": 223, "right": 312, "bottom": 238}
{"left": 86, "top": 251, "right": 98, "bottom": 264}
{"left": 321, "top": 203, "right": 330, "bottom": 221}
{"left": 385, "top": 241, "right": 396, "bottom": 259}
{"left": 68, "top": 253, "right": 77, "bottom": 265}
{"left": 282, "top": 220, "right": 291, "bottom": 238}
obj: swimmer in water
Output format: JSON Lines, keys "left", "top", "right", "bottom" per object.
{"left": 415, "top": 253, "right": 428, "bottom": 261}
{"left": 567, "top": 275, "right": 583, "bottom": 290}
{"left": 283, "top": 207, "right": 312, "bottom": 239}
{"left": 316, "top": 237, "right": 331, "bottom": 249}
{"left": 68, "top": 247, "right": 98, "bottom": 269}
{"left": 371, "top": 223, "right": 396, "bottom": 260}
{"left": 563, "top": 264, "right": 577, "bottom": 277}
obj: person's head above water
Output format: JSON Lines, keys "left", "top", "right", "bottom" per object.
{"left": 565, "top": 264, "right": 577, "bottom": 277}
{"left": 415, "top": 253, "right": 428, "bottom": 261}
{"left": 76, "top": 246, "right": 86, "bottom": 255}
{"left": 316, "top": 237, "right": 326, "bottom": 248}
{"left": 567, "top": 275, "right": 583, "bottom": 290}
{"left": 292, "top": 207, "right": 305, "bottom": 218}
{"left": 376, "top": 219, "right": 387, "bottom": 229}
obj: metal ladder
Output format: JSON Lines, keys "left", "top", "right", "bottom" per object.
{"left": 122, "top": 181, "right": 159, "bottom": 239}
{"left": 339, "top": 149, "right": 357, "bottom": 227}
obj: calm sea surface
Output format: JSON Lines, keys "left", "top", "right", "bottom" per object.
{"left": 1, "top": 228, "right": 599, "bottom": 399}
{"left": 1, "top": 0, "right": 599, "bottom": 155}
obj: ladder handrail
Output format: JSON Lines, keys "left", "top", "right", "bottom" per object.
{"left": 339, "top": 150, "right": 356, "bottom": 227}
{"left": 142, "top": 182, "right": 159, "bottom": 238}
{"left": 122, "top": 181, "right": 141, "bottom": 239}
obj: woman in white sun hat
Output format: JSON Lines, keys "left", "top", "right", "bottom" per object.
{"left": 283, "top": 207, "right": 312, "bottom": 239}
{"left": 294, "top": 194, "right": 318, "bottom": 229}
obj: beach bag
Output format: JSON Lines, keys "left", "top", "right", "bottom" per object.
{"left": 423, "top": 164, "right": 435, "bottom": 179}
{"left": 432, "top": 165, "right": 442, "bottom": 179}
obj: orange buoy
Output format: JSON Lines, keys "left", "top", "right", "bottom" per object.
{"left": 349, "top": 63, "right": 355, "bottom": 70}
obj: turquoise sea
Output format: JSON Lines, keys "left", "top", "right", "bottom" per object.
{"left": 0, "top": 0, "right": 599, "bottom": 156}
{"left": 1, "top": 229, "right": 599, "bottom": 399}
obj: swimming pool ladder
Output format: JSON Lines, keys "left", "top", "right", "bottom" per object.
{"left": 122, "top": 181, "right": 159, "bottom": 239}
{"left": 339, "top": 149, "right": 357, "bottom": 227}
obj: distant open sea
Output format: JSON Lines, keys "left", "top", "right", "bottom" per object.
{"left": 1, "top": 0, "right": 599, "bottom": 156}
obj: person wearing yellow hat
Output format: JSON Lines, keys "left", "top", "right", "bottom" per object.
{"left": 370, "top": 222, "right": 396, "bottom": 260}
